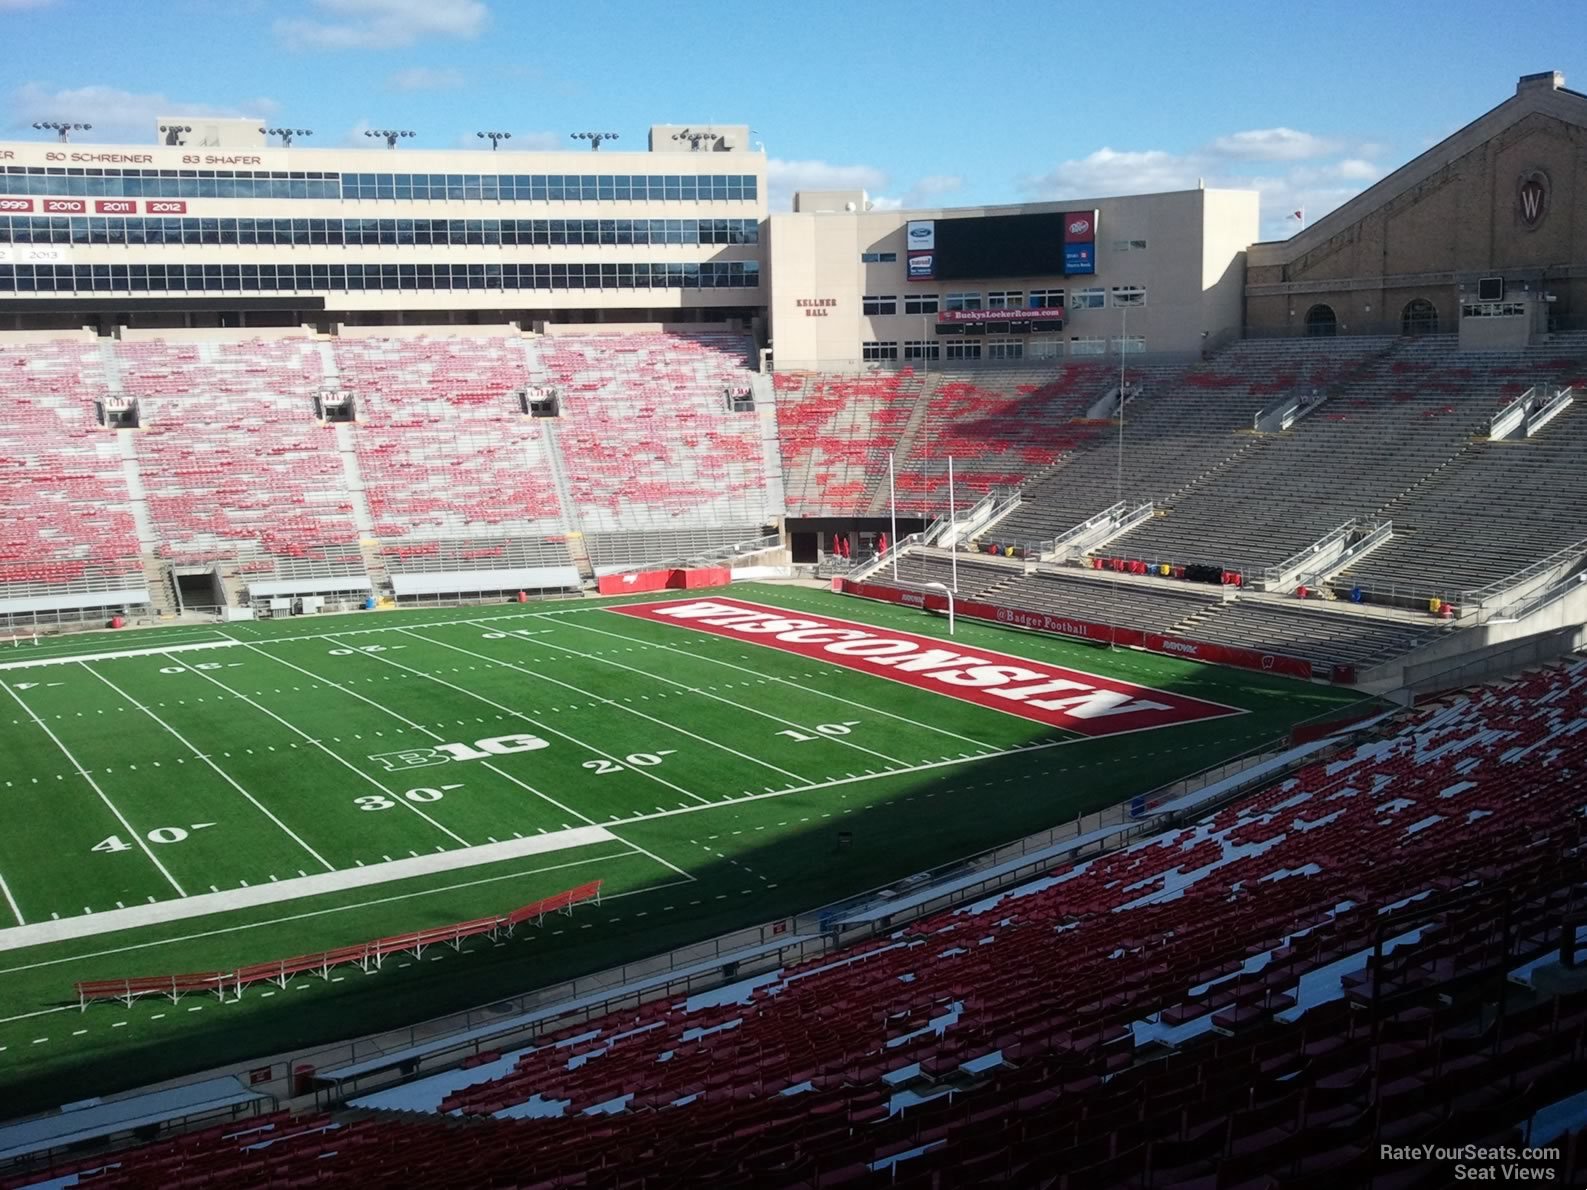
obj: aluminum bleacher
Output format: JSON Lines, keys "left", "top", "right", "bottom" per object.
{"left": 0, "top": 339, "right": 142, "bottom": 602}
{"left": 993, "top": 337, "right": 1396, "bottom": 549}
{"left": 337, "top": 336, "right": 566, "bottom": 544}
{"left": 539, "top": 333, "right": 771, "bottom": 532}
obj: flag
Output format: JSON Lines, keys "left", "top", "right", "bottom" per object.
{"left": 1290, "top": 209, "right": 1304, "bottom": 220}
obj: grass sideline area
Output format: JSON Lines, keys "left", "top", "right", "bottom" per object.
{"left": 0, "top": 582, "right": 1368, "bottom": 1116}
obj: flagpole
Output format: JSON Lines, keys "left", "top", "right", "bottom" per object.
{"left": 949, "top": 455, "right": 958, "bottom": 594}
{"left": 888, "top": 450, "right": 899, "bottom": 582}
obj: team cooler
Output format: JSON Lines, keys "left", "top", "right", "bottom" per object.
{"left": 609, "top": 597, "right": 1243, "bottom": 738}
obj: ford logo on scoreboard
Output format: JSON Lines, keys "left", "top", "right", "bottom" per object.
{"left": 905, "top": 219, "right": 935, "bottom": 249}
{"left": 906, "top": 251, "right": 935, "bottom": 281}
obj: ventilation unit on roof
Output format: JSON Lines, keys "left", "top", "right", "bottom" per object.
{"left": 315, "top": 389, "right": 357, "bottom": 423}
{"left": 725, "top": 382, "right": 755, "bottom": 413}
{"left": 520, "top": 385, "right": 560, "bottom": 418}
{"left": 95, "top": 395, "right": 139, "bottom": 429}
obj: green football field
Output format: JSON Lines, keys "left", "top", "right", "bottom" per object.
{"left": 0, "top": 582, "right": 1367, "bottom": 1114}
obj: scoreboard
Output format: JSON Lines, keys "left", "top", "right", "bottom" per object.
{"left": 905, "top": 209, "right": 1096, "bottom": 283}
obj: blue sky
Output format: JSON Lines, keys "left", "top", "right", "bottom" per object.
{"left": 3, "top": 0, "right": 1582, "bottom": 237}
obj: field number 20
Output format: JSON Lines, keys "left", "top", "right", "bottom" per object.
{"left": 583, "top": 750, "right": 676, "bottom": 775}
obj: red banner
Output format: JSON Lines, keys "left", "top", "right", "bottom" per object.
{"left": 838, "top": 579, "right": 1324, "bottom": 682}
{"left": 1063, "top": 210, "right": 1098, "bottom": 243}
{"left": 598, "top": 567, "right": 733, "bottom": 596}
{"left": 0, "top": 198, "right": 33, "bottom": 213}
{"left": 95, "top": 199, "right": 136, "bottom": 214}
{"left": 145, "top": 200, "right": 187, "bottom": 214}
{"left": 609, "top": 596, "right": 1243, "bottom": 738}
{"left": 938, "top": 307, "right": 1066, "bottom": 323}
{"left": 42, "top": 198, "right": 85, "bottom": 214}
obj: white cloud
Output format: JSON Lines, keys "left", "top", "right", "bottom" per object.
{"left": 387, "top": 66, "right": 466, "bottom": 92}
{"left": 902, "top": 173, "right": 963, "bottom": 207}
{"left": 766, "top": 158, "right": 887, "bottom": 212}
{"left": 1023, "top": 126, "right": 1389, "bottom": 240}
{"left": 1334, "top": 157, "right": 1381, "bottom": 180}
{"left": 276, "top": 0, "right": 488, "bottom": 51}
{"left": 8, "top": 82, "right": 277, "bottom": 143}
{"left": 1206, "top": 127, "right": 1340, "bottom": 161}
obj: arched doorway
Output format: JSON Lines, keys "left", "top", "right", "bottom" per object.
{"left": 1304, "top": 304, "right": 1337, "bottom": 337}
{"left": 1401, "top": 299, "right": 1439, "bottom": 336}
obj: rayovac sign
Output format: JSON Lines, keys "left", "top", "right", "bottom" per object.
{"left": 906, "top": 250, "right": 934, "bottom": 281}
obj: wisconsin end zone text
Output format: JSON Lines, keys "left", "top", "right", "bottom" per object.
{"left": 610, "top": 597, "right": 1244, "bottom": 738}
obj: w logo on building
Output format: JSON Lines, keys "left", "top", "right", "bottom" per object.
{"left": 1518, "top": 172, "right": 1549, "bottom": 228}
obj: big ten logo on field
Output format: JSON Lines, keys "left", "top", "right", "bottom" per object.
{"left": 370, "top": 733, "right": 548, "bottom": 771}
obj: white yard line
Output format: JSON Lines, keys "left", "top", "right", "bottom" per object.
{"left": 336, "top": 635, "right": 718, "bottom": 810}
{"left": 404, "top": 624, "right": 843, "bottom": 780}
{"left": 0, "top": 679, "right": 188, "bottom": 899}
{"left": 0, "top": 638, "right": 242, "bottom": 671}
{"left": 229, "top": 639, "right": 694, "bottom": 884}
{"left": 159, "top": 652, "right": 471, "bottom": 848}
{"left": 0, "top": 871, "right": 23, "bottom": 928}
{"left": 560, "top": 612, "right": 1007, "bottom": 754}
{"left": 80, "top": 663, "right": 336, "bottom": 874}
{"left": 0, "top": 829, "right": 621, "bottom": 955}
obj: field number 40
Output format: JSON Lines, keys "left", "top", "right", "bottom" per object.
{"left": 777, "top": 721, "right": 860, "bottom": 742}
{"left": 92, "top": 823, "right": 214, "bottom": 853}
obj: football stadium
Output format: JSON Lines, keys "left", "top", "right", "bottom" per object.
{"left": 0, "top": 51, "right": 1585, "bottom": 1186}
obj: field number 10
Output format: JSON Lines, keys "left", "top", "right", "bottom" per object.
{"left": 777, "top": 721, "right": 861, "bottom": 742}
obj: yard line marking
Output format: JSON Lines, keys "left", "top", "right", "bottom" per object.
{"left": 543, "top": 613, "right": 1005, "bottom": 753}
{"left": 0, "top": 828, "right": 621, "bottom": 953}
{"left": 464, "top": 617, "right": 922, "bottom": 769}
{"left": 157, "top": 653, "right": 470, "bottom": 848}
{"left": 218, "top": 640, "right": 695, "bottom": 887}
{"left": 331, "top": 632, "right": 717, "bottom": 809}
{"left": 0, "top": 849, "right": 658, "bottom": 980}
{"left": 0, "top": 679, "right": 187, "bottom": 899}
{"left": 424, "top": 623, "right": 835, "bottom": 780}
{"left": 79, "top": 663, "right": 335, "bottom": 873}
{"left": 0, "top": 870, "right": 22, "bottom": 928}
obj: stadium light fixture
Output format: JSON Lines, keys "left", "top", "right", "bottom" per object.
{"left": 477, "top": 131, "right": 512, "bottom": 150}
{"left": 33, "top": 121, "right": 91, "bottom": 143}
{"left": 571, "top": 131, "right": 619, "bottom": 151}
{"left": 260, "top": 127, "right": 313, "bottom": 147}
{"left": 159, "top": 123, "right": 192, "bottom": 146}
{"left": 671, "top": 129, "right": 723, "bottom": 152}
{"left": 366, "top": 129, "right": 415, "bottom": 149}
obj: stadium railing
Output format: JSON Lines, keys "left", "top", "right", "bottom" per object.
{"left": 73, "top": 881, "right": 602, "bottom": 1009}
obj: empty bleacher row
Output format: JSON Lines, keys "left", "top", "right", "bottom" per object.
{"left": 992, "top": 337, "right": 1397, "bottom": 548}
{"left": 868, "top": 547, "right": 1438, "bottom": 668}
{"left": 13, "top": 659, "right": 1587, "bottom": 1187}
{"left": 0, "top": 340, "right": 142, "bottom": 597}
{"left": 538, "top": 333, "right": 772, "bottom": 532}
{"left": 0, "top": 331, "right": 772, "bottom": 594}
{"left": 876, "top": 549, "right": 1224, "bottom": 638}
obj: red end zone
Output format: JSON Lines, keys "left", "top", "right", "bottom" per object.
{"left": 607, "top": 597, "right": 1245, "bottom": 738}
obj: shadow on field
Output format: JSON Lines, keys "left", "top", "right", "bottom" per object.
{"left": 0, "top": 630, "right": 1381, "bottom": 1121}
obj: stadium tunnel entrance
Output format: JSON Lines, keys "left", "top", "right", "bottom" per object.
{"left": 786, "top": 517, "right": 927, "bottom": 565}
